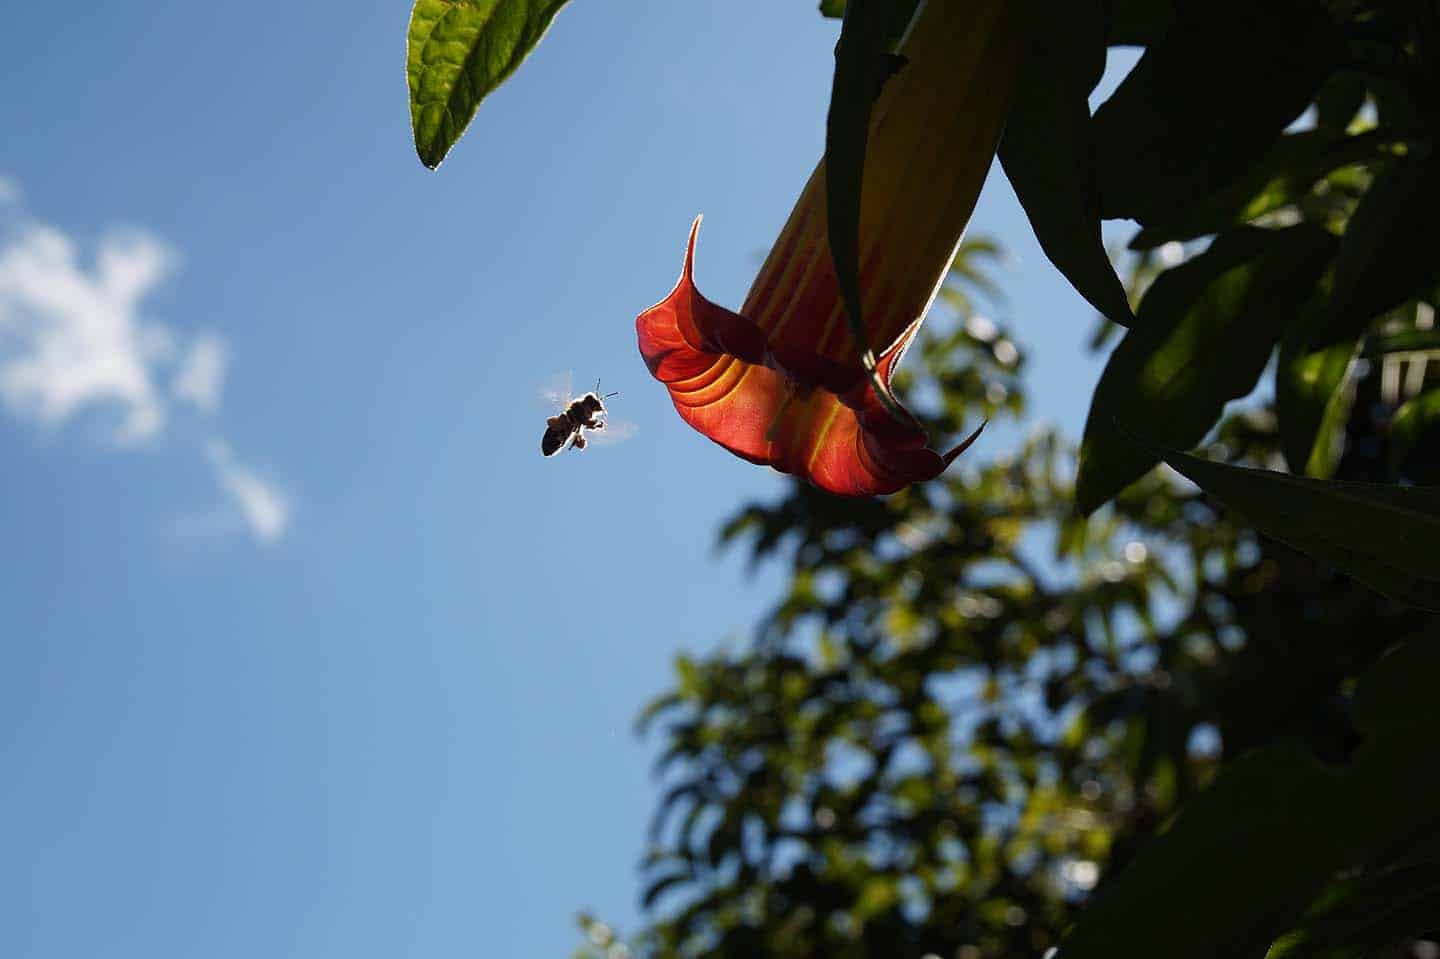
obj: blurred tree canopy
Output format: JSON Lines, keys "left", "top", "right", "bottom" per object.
{"left": 401, "top": 0, "right": 1440, "bottom": 955}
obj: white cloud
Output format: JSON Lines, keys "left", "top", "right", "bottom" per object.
{"left": 0, "top": 177, "right": 292, "bottom": 545}
{"left": 0, "top": 225, "right": 175, "bottom": 442}
{"left": 173, "top": 332, "right": 227, "bottom": 413}
{"left": 206, "top": 441, "right": 291, "bottom": 544}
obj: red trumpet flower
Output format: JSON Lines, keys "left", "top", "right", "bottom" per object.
{"left": 637, "top": 0, "right": 1021, "bottom": 496}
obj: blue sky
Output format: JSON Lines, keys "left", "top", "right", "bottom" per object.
{"left": 0, "top": 3, "right": 1137, "bottom": 956}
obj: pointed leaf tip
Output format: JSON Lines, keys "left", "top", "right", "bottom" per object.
{"left": 407, "top": 0, "right": 573, "bottom": 168}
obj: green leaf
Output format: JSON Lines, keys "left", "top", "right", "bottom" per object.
{"left": 1076, "top": 225, "right": 1337, "bottom": 514}
{"left": 407, "top": 0, "right": 572, "bottom": 169}
{"left": 1273, "top": 863, "right": 1440, "bottom": 959}
{"left": 1321, "top": 153, "right": 1440, "bottom": 345}
{"left": 1314, "top": 71, "right": 1368, "bottom": 134}
{"left": 1128, "top": 129, "right": 1406, "bottom": 250}
{"left": 1388, "top": 389, "right": 1440, "bottom": 476}
{"left": 1104, "top": 0, "right": 1175, "bottom": 46}
{"left": 824, "top": 0, "right": 896, "bottom": 366}
{"left": 1059, "top": 640, "right": 1440, "bottom": 959}
{"left": 818, "top": 0, "right": 845, "bottom": 17}
{"left": 1158, "top": 449, "right": 1440, "bottom": 609}
{"left": 1000, "top": 0, "right": 1135, "bottom": 327}
{"left": 1364, "top": 324, "right": 1440, "bottom": 357}
{"left": 1092, "top": 0, "right": 1340, "bottom": 225}
{"left": 1276, "top": 330, "right": 1360, "bottom": 479}
{"left": 642, "top": 872, "right": 692, "bottom": 910}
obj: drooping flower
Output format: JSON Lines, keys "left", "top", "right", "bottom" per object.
{"left": 637, "top": 0, "right": 1023, "bottom": 496}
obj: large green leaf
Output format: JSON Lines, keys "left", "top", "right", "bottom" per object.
{"left": 407, "top": 0, "right": 572, "bottom": 169}
{"left": 1269, "top": 859, "right": 1440, "bottom": 959}
{"left": 1276, "top": 272, "right": 1362, "bottom": 480}
{"left": 1276, "top": 328, "right": 1360, "bottom": 479}
{"left": 1313, "top": 70, "right": 1368, "bottom": 134}
{"left": 1388, "top": 389, "right": 1440, "bottom": 476}
{"left": 1104, "top": 0, "right": 1175, "bottom": 46}
{"left": 1159, "top": 448, "right": 1440, "bottom": 609}
{"left": 1321, "top": 153, "right": 1440, "bottom": 345}
{"left": 1128, "top": 129, "right": 1406, "bottom": 250}
{"left": 999, "top": 0, "right": 1134, "bottom": 327}
{"left": 1076, "top": 225, "right": 1337, "bottom": 514}
{"left": 1092, "top": 0, "right": 1340, "bottom": 225}
{"left": 1059, "top": 639, "right": 1440, "bottom": 959}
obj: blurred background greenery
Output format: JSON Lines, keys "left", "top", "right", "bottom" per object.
{"left": 435, "top": 0, "right": 1440, "bottom": 953}
{"left": 573, "top": 226, "right": 1439, "bottom": 956}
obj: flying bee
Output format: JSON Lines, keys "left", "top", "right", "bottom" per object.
{"left": 539, "top": 372, "right": 637, "bottom": 457}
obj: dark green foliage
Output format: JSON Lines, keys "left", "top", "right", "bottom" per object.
{"left": 1127, "top": 128, "right": 1407, "bottom": 251}
{"left": 574, "top": 241, "right": 1440, "bottom": 958}
{"left": 1276, "top": 323, "right": 1360, "bottom": 478}
{"left": 1000, "top": 0, "right": 1135, "bottom": 327}
{"left": 1076, "top": 226, "right": 1338, "bottom": 513}
{"left": 1321, "top": 153, "right": 1440, "bottom": 347}
{"left": 1060, "top": 642, "right": 1440, "bottom": 959}
{"left": 1092, "top": 0, "right": 1341, "bottom": 225}
{"left": 1103, "top": 0, "right": 1175, "bottom": 46}
{"left": 1156, "top": 447, "right": 1440, "bottom": 610}
{"left": 824, "top": 0, "right": 895, "bottom": 366}
{"left": 1069, "top": 2, "right": 1440, "bottom": 566}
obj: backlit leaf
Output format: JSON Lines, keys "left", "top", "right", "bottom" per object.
{"left": 1076, "top": 226, "right": 1337, "bottom": 513}
{"left": 407, "top": 0, "right": 572, "bottom": 169}
{"left": 1276, "top": 308, "right": 1361, "bottom": 478}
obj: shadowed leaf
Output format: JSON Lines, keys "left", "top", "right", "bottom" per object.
{"left": 1000, "top": 0, "right": 1134, "bottom": 327}
{"left": 1093, "top": 0, "right": 1340, "bottom": 224}
{"left": 1159, "top": 449, "right": 1440, "bottom": 609}
{"left": 1129, "top": 129, "right": 1407, "bottom": 250}
{"left": 1276, "top": 296, "right": 1361, "bottom": 479}
{"left": 1059, "top": 640, "right": 1440, "bottom": 959}
{"left": 824, "top": 0, "right": 906, "bottom": 364}
{"left": 1320, "top": 154, "right": 1440, "bottom": 345}
{"left": 1077, "top": 226, "right": 1337, "bottom": 513}
{"left": 1104, "top": 0, "right": 1175, "bottom": 46}
{"left": 1388, "top": 389, "right": 1440, "bottom": 476}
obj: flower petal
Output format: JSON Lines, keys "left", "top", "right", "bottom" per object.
{"left": 638, "top": 220, "right": 984, "bottom": 496}
{"left": 636, "top": 0, "right": 1020, "bottom": 496}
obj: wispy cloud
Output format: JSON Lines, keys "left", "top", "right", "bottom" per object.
{"left": 206, "top": 441, "right": 291, "bottom": 544}
{"left": 173, "top": 332, "right": 227, "bottom": 413}
{"left": 0, "top": 225, "right": 175, "bottom": 442}
{"left": 0, "top": 174, "right": 291, "bottom": 544}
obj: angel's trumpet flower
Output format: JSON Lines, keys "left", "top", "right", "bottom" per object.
{"left": 637, "top": 0, "right": 1022, "bottom": 495}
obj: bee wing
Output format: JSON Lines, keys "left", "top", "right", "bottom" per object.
{"left": 586, "top": 418, "right": 637, "bottom": 446}
{"left": 538, "top": 370, "right": 574, "bottom": 410}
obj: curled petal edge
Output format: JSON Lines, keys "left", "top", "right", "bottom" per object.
{"left": 637, "top": 216, "right": 983, "bottom": 497}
